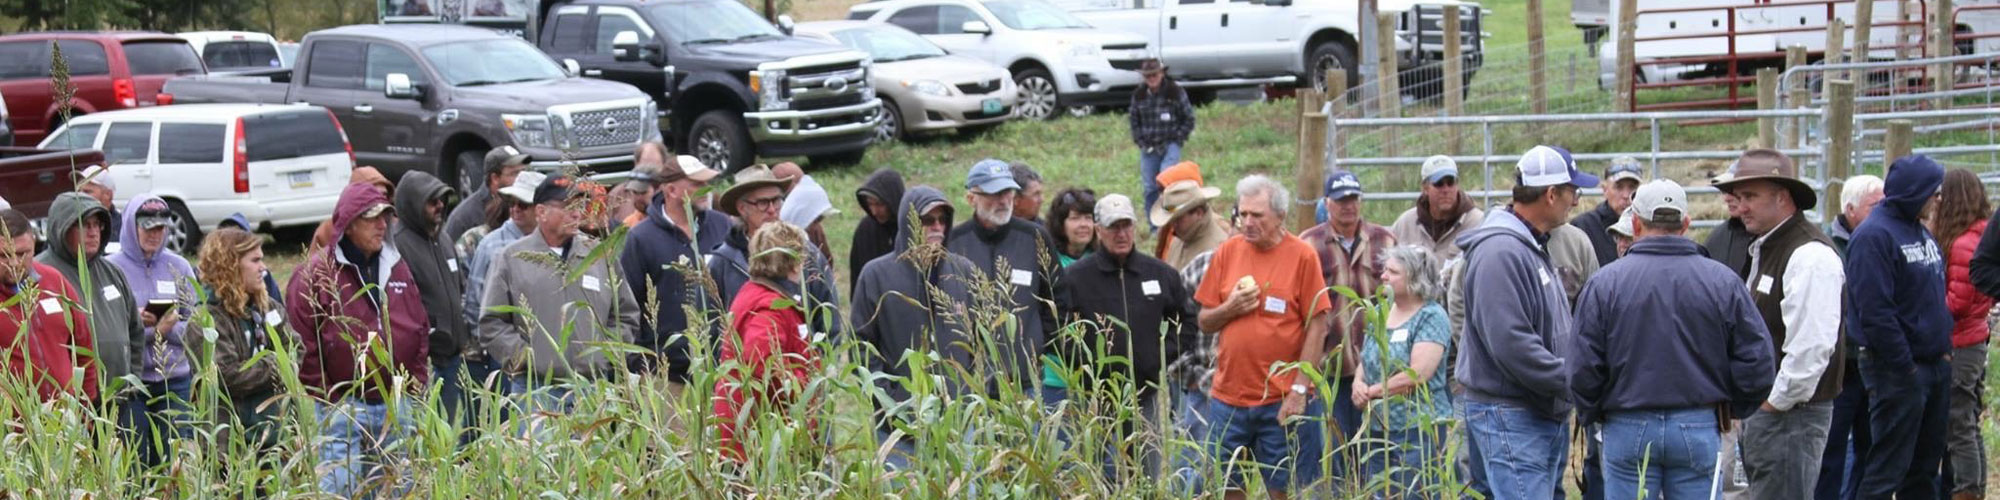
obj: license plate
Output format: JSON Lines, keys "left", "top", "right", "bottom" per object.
{"left": 981, "top": 98, "right": 1003, "bottom": 115}
{"left": 289, "top": 171, "right": 313, "bottom": 189}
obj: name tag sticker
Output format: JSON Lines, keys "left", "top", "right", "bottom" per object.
{"left": 1755, "top": 275, "right": 1775, "bottom": 294}
{"left": 581, "top": 275, "right": 602, "bottom": 292}
{"left": 798, "top": 324, "right": 811, "bottom": 341}
{"left": 1142, "top": 280, "right": 1162, "bottom": 296}
{"left": 1392, "top": 328, "right": 1411, "bottom": 343}
{"left": 264, "top": 310, "right": 283, "bottom": 327}
{"left": 1010, "top": 269, "right": 1033, "bottom": 286}
{"left": 1159, "top": 112, "right": 1173, "bottom": 122}
{"left": 1263, "top": 296, "right": 1287, "bottom": 314}
{"left": 1537, "top": 267, "right": 1552, "bottom": 286}
{"left": 102, "top": 285, "right": 121, "bottom": 302}
{"left": 447, "top": 258, "right": 459, "bottom": 273}
{"left": 38, "top": 298, "right": 61, "bottom": 314}
{"left": 155, "top": 281, "right": 176, "bottom": 295}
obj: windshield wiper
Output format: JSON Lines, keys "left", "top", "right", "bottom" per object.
{"left": 684, "top": 38, "right": 732, "bottom": 45}
{"left": 457, "top": 80, "right": 501, "bottom": 87}
{"left": 731, "top": 33, "right": 780, "bottom": 42}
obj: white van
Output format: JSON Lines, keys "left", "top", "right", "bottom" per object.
{"left": 177, "top": 31, "right": 285, "bottom": 73}
{"left": 38, "top": 104, "right": 355, "bottom": 252}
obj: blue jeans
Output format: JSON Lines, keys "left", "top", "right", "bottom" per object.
{"left": 1173, "top": 388, "right": 1213, "bottom": 490}
{"left": 1599, "top": 408, "right": 1723, "bottom": 500}
{"left": 1463, "top": 399, "right": 1570, "bottom": 500}
{"left": 317, "top": 398, "right": 416, "bottom": 498}
{"left": 1138, "top": 142, "right": 1183, "bottom": 218}
{"left": 1816, "top": 360, "right": 1868, "bottom": 500}
{"left": 138, "top": 375, "right": 193, "bottom": 467}
{"left": 1203, "top": 396, "right": 1325, "bottom": 494}
{"left": 509, "top": 375, "right": 588, "bottom": 441}
{"left": 1858, "top": 355, "right": 1950, "bottom": 499}
{"left": 1362, "top": 425, "right": 1446, "bottom": 496}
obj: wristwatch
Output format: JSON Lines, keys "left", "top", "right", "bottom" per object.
{"left": 1290, "top": 383, "right": 1309, "bottom": 396}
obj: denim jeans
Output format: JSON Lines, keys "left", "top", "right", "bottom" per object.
{"left": 1816, "top": 360, "right": 1869, "bottom": 500}
{"left": 1172, "top": 388, "right": 1213, "bottom": 491}
{"left": 1138, "top": 142, "right": 1183, "bottom": 218}
{"left": 114, "top": 392, "right": 152, "bottom": 467}
{"left": 1041, "top": 385, "right": 1165, "bottom": 482}
{"left": 1599, "top": 408, "right": 1723, "bottom": 500}
{"left": 1857, "top": 355, "right": 1950, "bottom": 499}
{"left": 139, "top": 375, "right": 193, "bottom": 466}
{"left": 317, "top": 398, "right": 417, "bottom": 498}
{"left": 1741, "top": 400, "right": 1834, "bottom": 499}
{"left": 509, "top": 376, "right": 587, "bottom": 441}
{"left": 1361, "top": 425, "right": 1446, "bottom": 496}
{"left": 1202, "top": 396, "right": 1325, "bottom": 494}
{"left": 1463, "top": 399, "right": 1570, "bottom": 500}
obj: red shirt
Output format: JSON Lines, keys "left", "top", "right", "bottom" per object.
{"left": 0, "top": 263, "right": 99, "bottom": 402}
{"left": 1195, "top": 234, "right": 1332, "bottom": 407}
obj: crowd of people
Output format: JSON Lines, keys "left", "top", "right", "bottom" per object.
{"left": 0, "top": 57, "right": 1988, "bottom": 500}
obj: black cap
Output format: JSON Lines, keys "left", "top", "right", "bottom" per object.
{"left": 133, "top": 198, "right": 174, "bottom": 229}
{"left": 532, "top": 175, "right": 577, "bottom": 205}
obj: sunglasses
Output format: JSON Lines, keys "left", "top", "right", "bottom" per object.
{"left": 1431, "top": 177, "right": 1458, "bottom": 188}
{"left": 920, "top": 213, "right": 951, "bottom": 227}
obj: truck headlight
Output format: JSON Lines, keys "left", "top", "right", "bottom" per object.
{"left": 750, "top": 69, "right": 788, "bottom": 111}
{"left": 903, "top": 79, "right": 951, "bottom": 97}
{"left": 502, "top": 113, "right": 555, "bottom": 149}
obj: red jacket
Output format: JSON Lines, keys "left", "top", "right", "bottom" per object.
{"left": 0, "top": 263, "right": 99, "bottom": 401}
{"left": 1946, "top": 220, "right": 1993, "bottom": 348}
{"left": 285, "top": 183, "right": 431, "bottom": 402}
{"left": 712, "top": 279, "right": 819, "bottom": 460}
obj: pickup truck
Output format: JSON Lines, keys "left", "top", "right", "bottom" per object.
{"left": 161, "top": 24, "right": 656, "bottom": 192}
{"left": 1051, "top": 0, "right": 1484, "bottom": 98}
{"left": 0, "top": 147, "right": 97, "bottom": 234}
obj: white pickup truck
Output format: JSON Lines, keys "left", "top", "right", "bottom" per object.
{"left": 1050, "top": 0, "right": 1485, "bottom": 98}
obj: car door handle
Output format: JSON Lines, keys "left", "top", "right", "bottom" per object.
{"left": 37, "top": 172, "right": 55, "bottom": 184}
{"left": 354, "top": 104, "right": 373, "bottom": 113}
{"left": 1222, "top": 13, "right": 1229, "bottom": 27}
{"left": 1170, "top": 16, "right": 1178, "bottom": 29}
{"left": 583, "top": 69, "right": 603, "bottom": 76}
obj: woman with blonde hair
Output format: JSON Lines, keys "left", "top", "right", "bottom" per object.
{"left": 711, "top": 221, "right": 822, "bottom": 461}
{"left": 196, "top": 227, "right": 290, "bottom": 450}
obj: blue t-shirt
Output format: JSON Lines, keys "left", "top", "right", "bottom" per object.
{"left": 1360, "top": 301, "right": 1454, "bottom": 431}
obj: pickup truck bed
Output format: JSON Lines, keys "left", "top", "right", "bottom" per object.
{"left": 161, "top": 69, "right": 294, "bottom": 105}
{"left": 0, "top": 147, "right": 97, "bottom": 221}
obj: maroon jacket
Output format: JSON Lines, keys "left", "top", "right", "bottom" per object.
{"left": 285, "top": 183, "right": 430, "bottom": 402}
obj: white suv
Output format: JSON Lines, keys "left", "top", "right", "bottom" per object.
{"left": 38, "top": 104, "right": 356, "bottom": 251}
{"left": 850, "top": 0, "right": 1152, "bottom": 120}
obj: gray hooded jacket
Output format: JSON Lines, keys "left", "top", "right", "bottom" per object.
{"left": 36, "top": 192, "right": 143, "bottom": 383}
{"left": 1452, "top": 207, "right": 1575, "bottom": 420}
{"left": 851, "top": 186, "right": 981, "bottom": 408}
{"left": 390, "top": 172, "right": 472, "bottom": 362}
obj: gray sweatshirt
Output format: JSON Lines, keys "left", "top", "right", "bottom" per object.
{"left": 851, "top": 186, "right": 982, "bottom": 407}
{"left": 478, "top": 231, "right": 641, "bottom": 378}
{"left": 1451, "top": 207, "right": 1575, "bottom": 420}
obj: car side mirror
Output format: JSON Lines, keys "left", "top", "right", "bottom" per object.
{"left": 961, "top": 20, "right": 992, "bottom": 35}
{"left": 384, "top": 73, "right": 419, "bottom": 99}
{"left": 777, "top": 15, "right": 797, "bottom": 35}
{"left": 613, "top": 31, "right": 643, "bottom": 62}
{"left": 562, "top": 58, "right": 581, "bottom": 77}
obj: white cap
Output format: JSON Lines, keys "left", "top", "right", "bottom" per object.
{"left": 1421, "top": 155, "right": 1459, "bottom": 184}
{"left": 498, "top": 171, "right": 547, "bottom": 203}
{"left": 1631, "top": 179, "right": 1689, "bottom": 224}
{"left": 1516, "top": 145, "right": 1600, "bottom": 188}
{"left": 78, "top": 165, "right": 115, "bottom": 191}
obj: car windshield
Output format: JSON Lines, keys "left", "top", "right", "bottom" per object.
{"left": 420, "top": 39, "right": 565, "bottom": 86}
{"left": 984, "top": 0, "right": 1092, "bottom": 30}
{"left": 649, "top": 1, "right": 784, "bottom": 45}
{"left": 832, "top": 26, "right": 945, "bottom": 63}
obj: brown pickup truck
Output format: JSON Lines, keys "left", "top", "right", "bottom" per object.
{"left": 0, "top": 147, "right": 98, "bottom": 229}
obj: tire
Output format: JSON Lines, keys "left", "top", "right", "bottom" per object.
{"left": 1187, "top": 89, "right": 1219, "bottom": 107}
{"left": 808, "top": 148, "right": 867, "bottom": 166}
{"left": 1014, "top": 68, "right": 1061, "bottom": 121}
{"left": 874, "top": 98, "right": 904, "bottom": 143}
{"left": 1307, "top": 41, "right": 1359, "bottom": 97}
{"left": 453, "top": 149, "right": 485, "bottom": 195}
{"left": 163, "top": 198, "right": 202, "bottom": 255}
{"left": 690, "top": 109, "right": 754, "bottom": 173}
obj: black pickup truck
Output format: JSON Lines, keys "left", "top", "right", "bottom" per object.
{"left": 162, "top": 24, "right": 656, "bottom": 191}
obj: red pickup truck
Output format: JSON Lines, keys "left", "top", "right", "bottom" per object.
{"left": 0, "top": 32, "right": 206, "bottom": 146}
{"left": 0, "top": 147, "right": 96, "bottom": 227}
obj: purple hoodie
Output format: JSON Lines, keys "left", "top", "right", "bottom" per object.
{"left": 108, "top": 194, "right": 198, "bottom": 382}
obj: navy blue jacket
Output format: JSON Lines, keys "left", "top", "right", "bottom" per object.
{"left": 1844, "top": 155, "right": 1953, "bottom": 370}
{"left": 1569, "top": 236, "right": 1776, "bottom": 423}
{"left": 619, "top": 191, "right": 731, "bottom": 382}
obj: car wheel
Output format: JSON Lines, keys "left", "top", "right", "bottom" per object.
{"left": 691, "top": 109, "right": 754, "bottom": 173}
{"left": 1308, "top": 41, "right": 1359, "bottom": 96}
{"left": 454, "top": 149, "right": 486, "bottom": 194}
{"left": 875, "top": 98, "right": 904, "bottom": 143}
{"left": 163, "top": 198, "right": 202, "bottom": 254}
{"left": 1014, "top": 68, "right": 1060, "bottom": 121}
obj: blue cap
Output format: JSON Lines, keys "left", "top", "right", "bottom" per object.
{"left": 965, "top": 158, "right": 1021, "bottom": 194}
{"left": 1517, "top": 145, "right": 1600, "bottom": 188}
{"left": 1323, "top": 171, "right": 1363, "bottom": 200}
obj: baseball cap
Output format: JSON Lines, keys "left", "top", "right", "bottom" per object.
{"left": 133, "top": 198, "right": 174, "bottom": 229}
{"left": 657, "top": 155, "right": 721, "bottom": 184}
{"left": 965, "top": 158, "right": 1020, "bottom": 194}
{"left": 532, "top": 175, "right": 579, "bottom": 205}
{"left": 499, "top": 171, "right": 547, "bottom": 203}
{"left": 1606, "top": 156, "right": 1644, "bottom": 184}
{"left": 1095, "top": 194, "right": 1137, "bottom": 226}
{"left": 1323, "top": 171, "right": 1363, "bottom": 200}
{"left": 484, "top": 145, "right": 531, "bottom": 174}
{"left": 78, "top": 165, "right": 116, "bottom": 191}
{"left": 1517, "top": 145, "right": 1600, "bottom": 188}
{"left": 1421, "top": 155, "right": 1459, "bottom": 185}
{"left": 1631, "top": 179, "right": 1689, "bottom": 224}
{"left": 1607, "top": 208, "right": 1637, "bottom": 239}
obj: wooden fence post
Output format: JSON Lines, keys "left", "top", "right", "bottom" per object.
{"left": 1786, "top": 45, "right": 1810, "bottom": 148}
{"left": 1757, "top": 68, "right": 1778, "bottom": 148}
{"left": 1328, "top": 70, "right": 1348, "bottom": 160}
{"left": 1825, "top": 79, "right": 1855, "bottom": 218}
{"left": 1852, "top": 0, "right": 1875, "bottom": 84}
{"left": 1824, "top": 18, "right": 1847, "bottom": 71}
{"left": 1618, "top": 0, "right": 1638, "bottom": 112}
{"left": 1376, "top": 12, "right": 1403, "bottom": 168}
{"left": 1528, "top": 0, "right": 1547, "bottom": 118}
{"left": 1933, "top": 0, "right": 1955, "bottom": 112}
{"left": 1444, "top": 7, "right": 1465, "bottom": 154}
{"left": 1295, "top": 111, "right": 1329, "bottom": 232}
{"left": 1884, "top": 119, "right": 1914, "bottom": 165}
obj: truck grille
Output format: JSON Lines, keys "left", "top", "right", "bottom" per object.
{"left": 787, "top": 62, "right": 869, "bottom": 112}
{"left": 1402, "top": 5, "right": 1483, "bottom": 53}
{"left": 569, "top": 106, "right": 645, "bottom": 148}
{"left": 1111, "top": 60, "right": 1144, "bottom": 71}
{"left": 956, "top": 79, "right": 1001, "bottom": 95}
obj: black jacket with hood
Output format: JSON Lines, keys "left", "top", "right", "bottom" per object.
{"left": 35, "top": 192, "right": 143, "bottom": 384}
{"left": 848, "top": 168, "right": 906, "bottom": 295}
{"left": 390, "top": 172, "right": 471, "bottom": 362}
{"left": 851, "top": 186, "right": 981, "bottom": 409}
{"left": 620, "top": 190, "right": 731, "bottom": 382}
{"left": 946, "top": 215, "right": 1061, "bottom": 389}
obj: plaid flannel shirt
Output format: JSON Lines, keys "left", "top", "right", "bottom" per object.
{"left": 1166, "top": 249, "right": 1219, "bottom": 393}
{"left": 1128, "top": 85, "right": 1196, "bottom": 150}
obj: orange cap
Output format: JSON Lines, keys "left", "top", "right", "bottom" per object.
{"left": 1156, "top": 161, "right": 1204, "bottom": 187}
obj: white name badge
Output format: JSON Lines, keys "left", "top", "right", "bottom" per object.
{"left": 581, "top": 275, "right": 603, "bottom": 292}
{"left": 155, "top": 281, "right": 176, "bottom": 295}
{"left": 1263, "top": 296, "right": 1287, "bottom": 314}
{"left": 1159, "top": 112, "right": 1173, "bottom": 122}
{"left": 1392, "top": 328, "right": 1411, "bottom": 343}
{"left": 1142, "top": 280, "right": 1162, "bottom": 296}
{"left": 264, "top": 310, "right": 284, "bottom": 327}
{"left": 1010, "top": 269, "right": 1033, "bottom": 287}
{"left": 102, "top": 285, "right": 121, "bottom": 302}
{"left": 1755, "top": 275, "right": 1775, "bottom": 294}
{"left": 1537, "top": 267, "right": 1552, "bottom": 286}
{"left": 798, "top": 324, "right": 811, "bottom": 341}
{"left": 447, "top": 258, "right": 459, "bottom": 273}
{"left": 39, "top": 298, "right": 62, "bottom": 314}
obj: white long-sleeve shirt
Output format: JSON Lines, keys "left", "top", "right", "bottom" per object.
{"left": 1746, "top": 219, "right": 1845, "bottom": 411}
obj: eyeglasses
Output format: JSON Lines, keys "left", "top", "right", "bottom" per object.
{"left": 743, "top": 195, "right": 784, "bottom": 210}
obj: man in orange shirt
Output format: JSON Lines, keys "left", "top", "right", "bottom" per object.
{"left": 1195, "top": 175, "right": 1334, "bottom": 499}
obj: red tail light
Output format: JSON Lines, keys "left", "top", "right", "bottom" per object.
{"left": 113, "top": 79, "right": 136, "bottom": 108}
{"left": 325, "top": 109, "right": 356, "bottom": 167}
{"left": 233, "top": 117, "right": 249, "bottom": 193}
{"left": 155, "top": 93, "right": 174, "bottom": 105}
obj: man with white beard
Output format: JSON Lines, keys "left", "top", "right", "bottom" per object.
{"left": 947, "top": 158, "right": 1063, "bottom": 398}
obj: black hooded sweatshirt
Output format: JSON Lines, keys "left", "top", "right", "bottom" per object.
{"left": 849, "top": 168, "right": 906, "bottom": 295}
{"left": 851, "top": 186, "right": 981, "bottom": 409}
{"left": 390, "top": 171, "right": 470, "bottom": 362}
